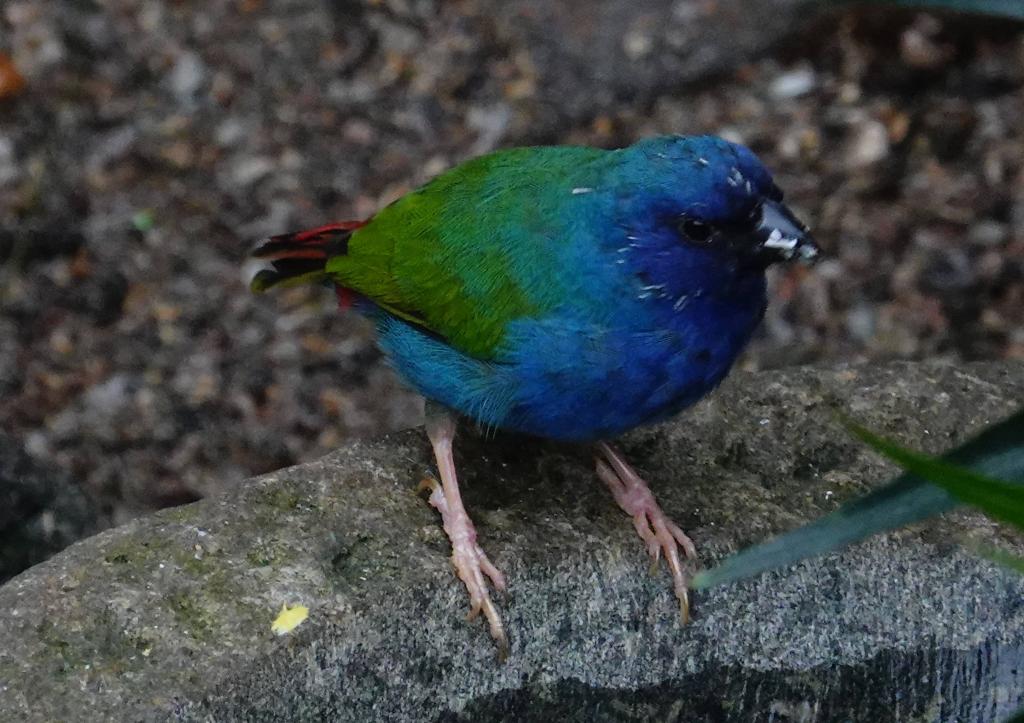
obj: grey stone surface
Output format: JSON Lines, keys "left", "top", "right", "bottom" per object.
{"left": 1, "top": 361, "right": 1023, "bottom": 722}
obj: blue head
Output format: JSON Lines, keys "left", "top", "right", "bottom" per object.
{"left": 611, "top": 135, "right": 818, "bottom": 300}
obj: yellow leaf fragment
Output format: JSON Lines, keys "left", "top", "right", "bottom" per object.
{"left": 271, "top": 603, "right": 309, "bottom": 636}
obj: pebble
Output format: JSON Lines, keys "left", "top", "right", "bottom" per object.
{"left": 0, "top": 136, "right": 18, "bottom": 184}
{"left": 770, "top": 66, "right": 816, "bottom": 100}
{"left": 231, "top": 156, "right": 275, "bottom": 187}
{"left": 0, "top": 53, "right": 26, "bottom": 99}
{"left": 169, "top": 51, "right": 206, "bottom": 101}
{"left": 215, "top": 118, "right": 246, "bottom": 148}
{"left": 845, "top": 303, "right": 876, "bottom": 343}
{"left": 900, "top": 15, "right": 951, "bottom": 69}
{"left": 622, "top": 30, "right": 654, "bottom": 60}
{"left": 846, "top": 118, "right": 890, "bottom": 168}
{"left": 968, "top": 221, "right": 1008, "bottom": 247}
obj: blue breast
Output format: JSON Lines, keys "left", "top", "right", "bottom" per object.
{"left": 495, "top": 274, "right": 766, "bottom": 441}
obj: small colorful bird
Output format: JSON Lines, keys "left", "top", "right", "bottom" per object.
{"left": 251, "top": 135, "right": 818, "bottom": 657}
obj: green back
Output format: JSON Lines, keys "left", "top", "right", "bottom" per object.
{"left": 325, "top": 146, "right": 610, "bottom": 359}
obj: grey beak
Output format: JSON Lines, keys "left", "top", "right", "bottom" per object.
{"left": 756, "top": 200, "right": 819, "bottom": 264}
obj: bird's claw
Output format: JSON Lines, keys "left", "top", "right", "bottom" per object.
{"left": 632, "top": 502, "right": 693, "bottom": 623}
{"left": 596, "top": 447, "right": 697, "bottom": 623}
{"left": 421, "top": 473, "right": 509, "bottom": 658}
{"left": 449, "top": 536, "right": 508, "bottom": 658}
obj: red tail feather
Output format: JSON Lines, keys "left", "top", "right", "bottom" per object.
{"left": 289, "top": 221, "right": 367, "bottom": 245}
{"left": 250, "top": 220, "right": 368, "bottom": 293}
{"left": 253, "top": 221, "right": 367, "bottom": 259}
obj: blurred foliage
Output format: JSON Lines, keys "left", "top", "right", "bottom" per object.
{"left": 693, "top": 408, "right": 1024, "bottom": 589}
{"left": 845, "top": 418, "right": 1024, "bottom": 530}
{"left": 839, "top": 0, "right": 1024, "bottom": 20}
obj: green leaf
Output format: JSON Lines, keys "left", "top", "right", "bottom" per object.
{"left": 830, "top": 0, "right": 1024, "bottom": 20}
{"left": 846, "top": 419, "right": 1024, "bottom": 530}
{"left": 692, "top": 408, "right": 1024, "bottom": 590}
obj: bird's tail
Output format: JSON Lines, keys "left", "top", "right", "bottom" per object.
{"left": 250, "top": 221, "right": 366, "bottom": 292}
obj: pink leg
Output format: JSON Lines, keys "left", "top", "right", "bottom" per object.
{"left": 421, "top": 408, "right": 509, "bottom": 659}
{"left": 595, "top": 441, "right": 697, "bottom": 622}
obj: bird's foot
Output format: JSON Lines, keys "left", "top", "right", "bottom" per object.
{"left": 422, "top": 403, "right": 509, "bottom": 660}
{"left": 418, "top": 477, "right": 509, "bottom": 658}
{"left": 596, "top": 442, "right": 697, "bottom": 622}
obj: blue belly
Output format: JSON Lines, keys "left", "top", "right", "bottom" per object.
{"left": 373, "top": 278, "right": 767, "bottom": 442}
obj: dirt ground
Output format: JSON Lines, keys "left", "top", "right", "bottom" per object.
{"left": 0, "top": 1, "right": 1021, "bottom": 531}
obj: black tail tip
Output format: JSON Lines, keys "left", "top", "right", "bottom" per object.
{"left": 250, "top": 269, "right": 281, "bottom": 293}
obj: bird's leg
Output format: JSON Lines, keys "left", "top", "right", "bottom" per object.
{"left": 420, "top": 405, "right": 509, "bottom": 658}
{"left": 595, "top": 441, "right": 697, "bottom": 622}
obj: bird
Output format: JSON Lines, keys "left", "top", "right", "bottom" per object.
{"left": 251, "top": 134, "right": 818, "bottom": 658}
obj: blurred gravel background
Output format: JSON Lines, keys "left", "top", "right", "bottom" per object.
{"left": 0, "top": 1, "right": 1021, "bottom": 563}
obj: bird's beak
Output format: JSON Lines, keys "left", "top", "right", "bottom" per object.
{"left": 754, "top": 200, "right": 819, "bottom": 265}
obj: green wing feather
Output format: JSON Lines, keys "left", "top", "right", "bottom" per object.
{"left": 325, "top": 146, "right": 609, "bottom": 359}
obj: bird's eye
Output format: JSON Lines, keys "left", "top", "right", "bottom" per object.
{"left": 680, "top": 218, "right": 713, "bottom": 243}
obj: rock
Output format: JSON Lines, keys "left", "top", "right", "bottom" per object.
{"left": 1, "top": 362, "right": 1023, "bottom": 721}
